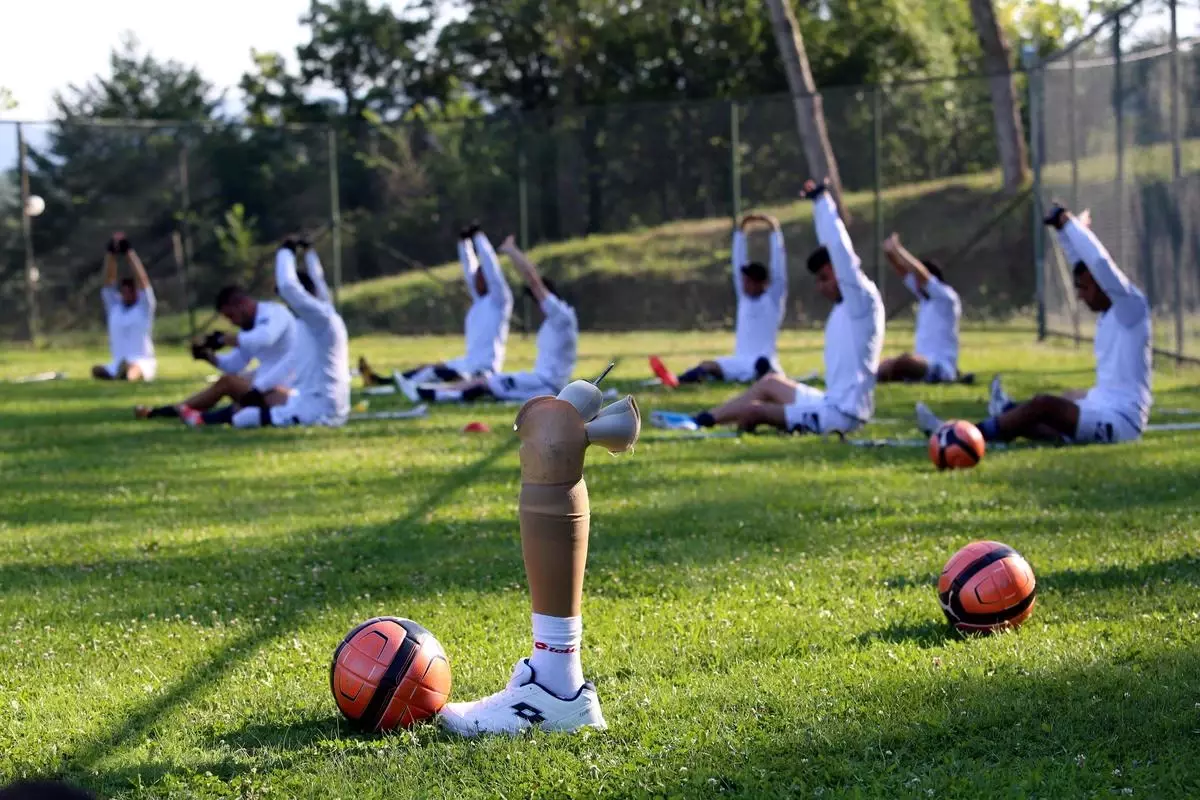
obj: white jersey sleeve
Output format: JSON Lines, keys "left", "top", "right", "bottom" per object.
{"left": 138, "top": 286, "right": 157, "bottom": 316}
{"left": 215, "top": 347, "right": 252, "bottom": 376}
{"left": 1059, "top": 220, "right": 1147, "bottom": 327}
{"left": 237, "top": 302, "right": 292, "bottom": 351}
{"left": 731, "top": 229, "right": 748, "bottom": 299}
{"left": 813, "top": 193, "right": 874, "bottom": 317}
{"left": 903, "top": 274, "right": 921, "bottom": 298}
{"left": 472, "top": 232, "right": 514, "bottom": 312}
{"left": 459, "top": 239, "right": 480, "bottom": 301}
{"left": 101, "top": 286, "right": 120, "bottom": 314}
{"left": 768, "top": 229, "right": 788, "bottom": 305}
{"left": 276, "top": 249, "right": 327, "bottom": 326}
{"left": 303, "top": 250, "right": 332, "bottom": 304}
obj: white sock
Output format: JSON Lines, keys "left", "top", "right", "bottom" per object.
{"left": 407, "top": 365, "right": 437, "bottom": 383}
{"left": 529, "top": 613, "right": 584, "bottom": 699}
{"left": 434, "top": 389, "right": 463, "bottom": 403}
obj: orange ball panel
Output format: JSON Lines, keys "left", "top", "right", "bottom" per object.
{"left": 929, "top": 421, "right": 985, "bottom": 470}
{"left": 937, "top": 541, "right": 1037, "bottom": 634}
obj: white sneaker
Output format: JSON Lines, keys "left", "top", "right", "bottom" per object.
{"left": 439, "top": 659, "right": 607, "bottom": 737}
{"left": 915, "top": 402, "right": 943, "bottom": 436}
{"left": 987, "top": 375, "right": 1011, "bottom": 418}
{"left": 393, "top": 372, "right": 420, "bottom": 403}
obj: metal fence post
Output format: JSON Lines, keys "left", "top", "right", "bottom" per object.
{"left": 518, "top": 116, "right": 530, "bottom": 251}
{"left": 16, "top": 123, "right": 40, "bottom": 343}
{"left": 1068, "top": 54, "right": 1079, "bottom": 210}
{"left": 327, "top": 127, "right": 342, "bottom": 305}
{"left": 178, "top": 142, "right": 197, "bottom": 339}
{"left": 1113, "top": 14, "right": 1126, "bottom": 280}
{"left": 872, "top": 86, "right": 884, "bottom": 295}
{"left": 1025, "top": 49, "right": 1046, "bottom": 341}
{"left": 730, "top": 100, "right": 742, "bottom": 223}
{"left": 1169, "top": 0, "right": 1184, "bottom": 361}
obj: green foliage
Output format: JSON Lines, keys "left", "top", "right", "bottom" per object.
{"left": 1, "top": 331, "right": 1199, "bottom": 798}
{"left": 213, "top": 204, "right": 264, "bottom": 289}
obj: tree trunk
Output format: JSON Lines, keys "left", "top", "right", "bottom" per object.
{"left": 763, "top": 0, "right": 845, "bottom": 210}
{"left": 969, "top": 0, "right": 1030, "bottom": 191}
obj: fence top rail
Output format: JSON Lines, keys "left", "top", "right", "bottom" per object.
{"left": 0, "top": 117, "right": 332, "bottom": 133}
{"left": 1045, "top": 35, "right": 1200, "bottom": 70}
{"left": 1040, "top": 0, "right": 1146, "bottom": 66}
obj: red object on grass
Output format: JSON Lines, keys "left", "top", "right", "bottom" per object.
{"left": 462, "top": 421, "right": 491, "bottom": 433}
{"left": 648, "top": 355, "right": 679, "bottom": 389}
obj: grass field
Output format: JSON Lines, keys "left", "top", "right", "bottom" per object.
{"left": 2, "top": 328, "right": 1200, "bottom": 799}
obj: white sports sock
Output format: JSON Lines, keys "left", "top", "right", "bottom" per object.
{"left": 232, "top": 407, "right": 265, "bottom": 428}
{"left": 529, "top": 613, "right": 584, "bottom": 699}
{"left": 407, "top": 365, "right": 438, "bottom": 383}
{"left": 434, "top": 389, "right": 464, "bottom": 403}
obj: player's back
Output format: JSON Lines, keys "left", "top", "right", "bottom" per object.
{"left": 1091, "top": 289, "right": 1152, "bottom": 426}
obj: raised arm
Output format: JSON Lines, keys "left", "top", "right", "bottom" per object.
{"left": 122, "top": 242, "right": 156, "bottom": 315}
{"left": 731, "top": 226, "right": 748, "bottom": 298}
{"left": 472, "top": 231, "right": 514, "bottom": 310}
{"left": 235, "top": 303, "right": 291, "bottom": 351}
{"left": 766, "top": 215, "right": 788, "bottom": 302}
{"left": 807, "top": 181, "right": 874, "bottom": 314}
{"left": 459, "top": 239, "right": 480, "bottom": 301}
{"left": 214, "top": 347, "right": 251, "bottom": 375}
{"left": 499, "top": 235, "right": 549, "bottom": 304}
{"left": 301, "top": 244, "right": 332, "bottom": 303}
{"left": 100, "top": 250, "right": 119, "bottom": 312}
{"left": 883, "top": 233, "right": 932, "bottom": 290}
{"left": 275, "top": 247, "right": 326, "bottom": 324}
{"left": 1048, "top": 206, "right": 1144, "bottom": 323}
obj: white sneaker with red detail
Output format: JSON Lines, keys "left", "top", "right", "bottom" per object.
{"left": 438, "top": 659, "right": 607, "bottom": 737}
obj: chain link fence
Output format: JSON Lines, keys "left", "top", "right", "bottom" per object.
{"left": 1032, "top": 0, "right": 1200, "bottom": 361}
{"left": 2, "top": 71, "right": 1032, "bottom": 343}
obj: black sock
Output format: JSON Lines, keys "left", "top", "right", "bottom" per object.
{"left": 679, "top": 366, "right": 708, "bottom": 384}
{"left": 461, "top": 385, "right": 490, "bottom": 402}
{"left": 260, "top": 406, "right": 274, "bottom": 427}
{"left": 754, "top": 357, "right": 775, "bottom": 379}
{"left": 202, "top": 405, "right": 236, "bottom": 426}
{"left": 417, "top": 387, "right": 436, "bottom": 402}
{"left": 694, "top": 411, "right": 716, "bottom": 428}
{"left": 433, "top": 365, "right": 464, "bottom": 382}
{"left": 148, "top": 405, "right": 180, "bottom": 419}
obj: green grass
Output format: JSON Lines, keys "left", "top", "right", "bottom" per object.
{"left": 2, "top": 328, "right": 1200, "bottom": 799}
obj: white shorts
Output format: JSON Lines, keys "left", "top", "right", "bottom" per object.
{"left": 486, "top": 372, "right": 558, "bottom": 403}
{"left": 104, "top": 358, "right": 158, "bottom": 381}
{"left": 231, "top": 393, "right": 347, "bottom": 429}
{"left": 923, "top": 358, "right": 958, "bottom": 384}
{"left": 1072, "top": 398, "right": 1141, "bottom": 444}
{"left": 715, "top": 354, "right": 783, "bottom": 383}
{"left": 782, "top": 383, "right": 862, "bottom": 435}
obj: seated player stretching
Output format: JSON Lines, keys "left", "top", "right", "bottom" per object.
{"left": 654, "top": 213, "right": 787, "bottom": 384}
{"left": 136, "top": 286, "right": 296, "bottom": 421}
{"left": 400, "top": 235, "right": 578, "bottom": 405}
{"left": 93, "top": 234, "right": 157, "bottom": 382}
{"left": 876, "top": 233, "right": 971, "bottom": 384}
{"left": 359, "top": 224, "right": 513, "bottom": 387}
{"left": 687, "top": 179, "right": 883, "bottom": 435}
{"left": 917, "top": 203, "right": 1151, "bottom": 445}
{"left": 180, "top": 240, "right": 350, "bottom": 429}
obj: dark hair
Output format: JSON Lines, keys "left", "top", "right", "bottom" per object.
{"left": 741, "top": 262, "right": 769, "bottom": 282}
{"left": 297, "top": 271, "right": 317, "bottom": 297}
{"left": 1073, "top": 260, "right": 1090, "bottom": 278}
{"left": 214, "top": 285, "right": 245, "bottom": 311}
{"left": 526, "top": 279, "right": 559, "bottom": 300}
{"left": 921, "top": 259, "right": 944, "bottom": 282}
{"left": 119, "top": 277, "right": 136, "bottom": 291}
{"left": 806, "top": 246, "right": 830, "bottom": 274}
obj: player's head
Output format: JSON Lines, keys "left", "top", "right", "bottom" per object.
{"left": 922, "top": 259, "right": 944, "bottom": 283}
{"left": 118, "top": 277, "right": 138, "bottom": 307}
{"left": 1073, "top": 261, "right": 1112, "bottom": 312}
{"left": 215, "top": 285, "right": 258, "bottom": 330}
{"left": 807, "top": 246, "right": 840, "bottom": 302}
{"left": 740, "top": 262, "right": 769, "bottom": 298}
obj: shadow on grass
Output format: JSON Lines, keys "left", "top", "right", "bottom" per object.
{"left": 851, "top": 619, "right": 954, "bottom": 649}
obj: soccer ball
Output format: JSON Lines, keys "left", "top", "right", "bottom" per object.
{"left": 937, "top": 541, "right": 1036, "bottom": 634}
{"left": 24, "top": 195, "right": 45, "bottom": 217}
{"left": 330, "top": 617, "right": 451, "bottom": 731}
{"left": 928, "top": 420, "right": 985, "bottom": 470}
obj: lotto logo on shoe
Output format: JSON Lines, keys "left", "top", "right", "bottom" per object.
{"left": 534, "top": 641, "right": 578, "bottom": 654}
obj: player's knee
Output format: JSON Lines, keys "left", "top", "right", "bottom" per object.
{"left": 1027, "top": 394, "right": 1059, "bottom": 413}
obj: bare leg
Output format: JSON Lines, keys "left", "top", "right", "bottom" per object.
{"left": 182, "top": 374, "right": 253, "bottom": 411}
{"left": 125, "top": 363, "right": 145, "bottom": 382}
{"left": 709, "top": 374, "right": 798, "bottom": 424}
{"left": 989, "top": 394, "right": 1080, "bottom": 442}
{"left": 878, "top": 353, "right": 929, "bottom": 383}
{"left": 729, "top": 402, "right": 790, "bottom": 433}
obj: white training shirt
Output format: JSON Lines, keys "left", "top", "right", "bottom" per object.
{"left": 1056, "top": 219, "right": 1152, "bottom": 429}
{"left": 813, "top": 193, "right": 885, "bottom": 421}
{"left": 459, "top": 233, "right": 514, "bottom": 375}
{"left": 731, "top": 229, "right": 788, "bottom": 362}
{"left": 903, "top": 273, "right": 961, "bottom": 371}
{"left": 532, "top": 292, "right": 579, "bottom": 390}
{"left": 274, "top": 248, "right": 351, "bottom": 421}
{"left": 214, "top": 299, "right": 297, "bottom": 392}
{"left": 102, "top": 285, "right": 156, "bottom": 364}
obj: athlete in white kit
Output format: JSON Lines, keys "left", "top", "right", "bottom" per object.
{"left": 917, "top": 203, "right": 1151, "bottom": 445}
{"left": 136, "top": 286, "right": 296, "bottom": 421}
{"left": 403, "top": 235, "right": 578, "bottom": 405}
{"left": 181, "top": 240, "right": 350, "bottom": 429}
{"left": 653, "top": 213, "right": 787, "bottom": 385}
{"left": 690, "top": 179, "right": 884, "bottom": 435}
{"left": 358, "top": 224, "right": 513, "bottom": 387}
{"left": 92, "top": 233, "right": 157, "bottom": 382}
{"left": 876, "top": 232, "right": 971, "bottom": 384}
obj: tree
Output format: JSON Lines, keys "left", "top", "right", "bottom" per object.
{"left": 970, "top": 0, "right": 1030, "bottom": 191}
{"left": 763, "top": 0, "right": 845, "bottom": 208}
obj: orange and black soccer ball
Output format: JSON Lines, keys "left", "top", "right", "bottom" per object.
{"left": 929, "top": 420, "right": 985, "bottom": 470}
{"left": 330, "top": 617, "right": 452, "bottom": 731}
{"left": 938, "top": 541, "right": 1036, "bottom": 634}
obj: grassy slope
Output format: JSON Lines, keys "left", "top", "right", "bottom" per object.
{"left": 1, "top": 329, "right": 1199, "bottom": 799}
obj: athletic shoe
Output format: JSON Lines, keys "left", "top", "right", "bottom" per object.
{"left": 649, "top": 411, "right": 699, "bottom": 431}
{"left": 393, "top": 372, "right": 420, "bottom": 403}
{"left": 179, "top": 405, "right": 204, "bottom": 427}
{"left": 915, "top": 402, "right": 943, "bottom": 436}
{"left": 958, "top": 372, "right": 977, "bottom": 386}
{"left": 439, "top": 659, "right": 606, "bottom": 738}
{"left": 987, "top": 375, "right": 1011, "bottom": 418}
{"left": 133, "top": 405, "right": 151, "bottom": 420}
{"left": 648, "top": 356, "right": 679, "bottom": 389}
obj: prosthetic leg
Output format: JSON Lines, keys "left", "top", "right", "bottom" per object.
{"left": 439, "top": 380, "right": 640, "bottom": 737}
